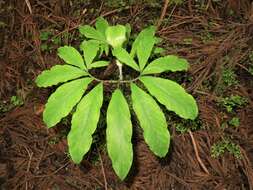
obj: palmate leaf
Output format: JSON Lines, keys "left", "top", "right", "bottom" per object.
{"left": 43, "top": 78, "right": 92, "bottom": 128}
{"left": 106, "top": 89, "right": 133, "bottom": 180}
{"left": 36, "top": 65, "right": 88, "bottom": 87}
{"left": 131, "top": 83, "right": 170, "bottom": 157}
{"left": 68, "top": 83, "right": 103, "bottom": 163}
{"left": 95, "top": 17, "right": 109, "bottom": 36}
{"left": 112, "top": 47, "right": 139, "bottom": 71}
{"left": 58, "top": 46, "right": 85, "bottom": 69}
{"left": 80, "top": 40, "right": 99, "bottom": 68}
{"left": 130, "top": 26, "right": 156, "bottom": 58}
{"left": 142, "top": 55, "right": 189, "bottom": 75}
{"left": 140, "top": 76, "right": 198, "bottom": 120}
{"left": 105, "top": 25, "right": 126, "bottom": 48}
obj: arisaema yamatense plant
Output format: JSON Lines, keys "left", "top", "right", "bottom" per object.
{"left": 35, "top": 17, "right": 198, "bottom": 180}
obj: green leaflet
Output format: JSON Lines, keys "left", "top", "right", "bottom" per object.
{"left": 43, "top": 78, "right": 92, "bottom": 128}
{"left": 80, "top": 40, "right": 99, "bottom": 68}
{"left": 137, "top": 34, "right": 155, "bottom": 70}
{"left": 106, "top": 89, "right": 133, "bottom": 180}
{"left": 112, "top": 47, "right": 139, "bottom": 71}
{"left": 95, "top": 17, "right": 109, "bottom": 36}
{"left": 140, "top": 76, "right": 198, "bottom": 120}
{"left": 58, "top": 46, "right": 85, "bottom": 69}
{"left": 130, "top": 26, "right": 156, "bottom": 58}
{"left": 142, "top": 55, "right": 189, "bottom": 75}
{"left": 68, "top": 83, "right": 103, "bottom": 163}
{"left": 82, "top": 39, "right": 109, "bottom": 57}
{"left": 36, "top": 65, "right": 88, "bottom": 87}
{"left": 131, "top": 83, "right": 170, "bottom": 157}
{"left": 90, "top": 61, "right": 109, "bottom": 68}
{"left": 99, "top": 42, "right": 109, "bottom": 56}
{"left": 105, "top": 25, "right": 126, "bottom": 48}
{"left": 79, "top": 25, "right": 105, "bottom": 42}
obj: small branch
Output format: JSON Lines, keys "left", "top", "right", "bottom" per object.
{"left": 35, "top": 144, "right": 48, "bottom": 171}
{"left": 98, "top": 150, "right": 108, "bottom": 190}
{"left": 34, "top": 161, "right": 70, "bottom": 178}
{"left": 24, "top": 146, "right": 33, "bottom": 190}
{"left": 189, "top": 131, "right": 210, "bottom": 174}
{"left": 25, "top": 0, "right": 33, "bottom": 14}
{"left": 156, "top": 0, "right": 169, "bottom": 31}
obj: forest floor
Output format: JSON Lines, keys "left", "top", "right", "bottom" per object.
{"left": 0, "top": 0, "right": 253, "bottom": 189}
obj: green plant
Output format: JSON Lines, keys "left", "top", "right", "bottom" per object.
{"left": 40, "top": 31, "right": 53, "bottom": 52}
{"left": 40, "top": 31, "right": 65, "bottom": 52}
{"left": 40, "top": 31, "right": 52, "bottom": 41}
{"left": 228, "top": 117, "right": 240, "bottom": 127}
{"left": 218, "top": 95, "right": 248, "bottom": 113}
{"left": 174, "top": 118, "right": 203, "bottom": 134}
{"left": 10, "top": 95, "right": 24, "bottom": 107}
{"left": 211, "top": 139, "right": 241, "bottom": 159}
{"left": 221, "top": 117, "right": 240, "bottom": 129}
{"left": 35, "top": 17, "right": 198, "bottom": 180}
{"left": 221, "top": 67, "right": 238, "bottom": 87}
{"left": 0, "top": 95, "right": 24, "bottom": 113}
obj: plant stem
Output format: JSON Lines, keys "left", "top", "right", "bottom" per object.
{"left": 86, "top": 59, "right": 141, "bottom": 84}
{"left": 89, "top": 75, "right": 140, "bottom": 84}
{"left": 87, "top": 73, "right": 140, "bottom": 84}
{"left": 116, "top": 60, "right": 123, "bottom": 81}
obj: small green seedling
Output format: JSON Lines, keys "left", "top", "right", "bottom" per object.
{"left": 221, "top": 117, "right": 240, "bottom": 129}
{"left": 36, "top": 17, "right": 198, "bottom": 180}
{"left": 175, "top": 118, "right": 203, "bottom": 134}
{"left": 221, "top": 67, "right": 238, "bottom": 87}
{"left": 228, "top": 117, "right": 240, "bottom": 127}
{"left": 40, "top": 31, "right": 64, "bottom": 52}
{"left": 218, "top": 95, "right": 248, "bottom": 113}
{"left": 40, "top": 31, "right": 52, "bottom": 41}
{"left": 211, "top": 139, "right": 241, "bottom": 159}
{"left": 0, "top": 95, "right": 24, "bottom": 113}
{"left": 10, "top": 95, "right": 24, "bottom": 107}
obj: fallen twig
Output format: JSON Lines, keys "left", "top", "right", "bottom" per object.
{"left": 24, "top": 146, "right": 33, "bottom": 190}
{"left": 189, "top": 131, "right": 210, "bottom": 175}
{"left": 98, "top": 149, "right": 108, "bottom": 190}
{"left": 25, "top": 0, "right": 33, "bottom": 14}
{"left": 156, "top": 0, "right": 169, "bottom": 31}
